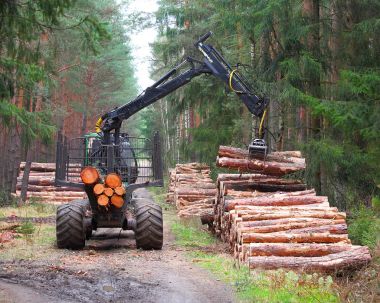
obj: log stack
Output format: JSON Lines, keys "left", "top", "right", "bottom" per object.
{"left": 81, "top": 168, "right": 126, "bottom": 209}
{"left": 211, "top": 146, "right": 371, "bottom": 272}
{"left": 16, "top": 162, "right": 85, "bottom": 204}
{"left": 166, "top": 163, "right": 216, "bottom": 218}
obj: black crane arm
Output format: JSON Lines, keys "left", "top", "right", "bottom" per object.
{"left": 97, "top": 32, "right": 269, "bottom": 145}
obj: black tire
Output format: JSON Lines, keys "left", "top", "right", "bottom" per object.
{"left": 72, "top": 199, "right": 93, "bottom": 239}
{"left": 56, "top": 203, "right": 86, "bottom": 249}
{"left": 135, "top": 199, "right": 163, "bottom": 250}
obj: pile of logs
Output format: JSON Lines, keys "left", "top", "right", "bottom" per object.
{"left": 16, "top": 162, "right": 85, "bottom": 204}
{"left": 80, "top": 167, "right": 126, "bottom": 209}
{"left": 207, "top": 146, "right": 371, "bottom": 272}
{"left": 166, "top": 163, "right": 216, "bottom": 218}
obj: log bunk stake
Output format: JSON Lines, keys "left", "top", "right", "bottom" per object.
{"left": 166, "top": 163, "right": 216, "bottom": 219}
{"left": 206, "top": 145, "right": 371, "bottom": 272}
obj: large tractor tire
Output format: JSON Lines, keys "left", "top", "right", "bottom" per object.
{"left": 134, "top": 199, "right": 163, "bottom": 250}
{"left": 56, "top": 200, "right": 88, "bottom": 250}
{"left": 72, "top": 199, "right": 93, "bottom": 239}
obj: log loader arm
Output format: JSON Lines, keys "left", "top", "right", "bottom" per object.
{"left": 96, "top": 32, "right": 269, "bottom": 156}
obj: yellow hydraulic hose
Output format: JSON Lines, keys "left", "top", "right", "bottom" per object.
{"left": 95, "top": 117, "right": 103, "bottom": 133}
{"left": 258, "top": 109, "right": 267, "bottom": 139}
{"left": 228, "top": 69, "right": 243, "bottom": 93}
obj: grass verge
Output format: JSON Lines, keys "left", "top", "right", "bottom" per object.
{"left": 0, "top": 201, "right": 56, "bottom": 219}
{"left": 171, "top": 222, "right": 339, "bottom": 303}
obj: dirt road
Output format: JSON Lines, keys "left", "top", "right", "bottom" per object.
{"left": 0, "top": 189, "right": 234, "bottom": 303}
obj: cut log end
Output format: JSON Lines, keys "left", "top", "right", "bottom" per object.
{"left": 93, "top": 183, "right": 105, "bottom": 195}
{"left": 110, "top": 195, "right": 124, "bottom": 208}
{"left": 97, "top": 194, "right": 109, "bottom": 206}
{"left": 104, "top": 187, "right": 114, "bottom": 197}
{"left": 80, "top": 167, "right": 100, "bottom": 185}
{"left": 114, "top": 186, "right": 126, "bottom": 196}
{"left": 105, "top": 173, "right": 122, "bottom": 189}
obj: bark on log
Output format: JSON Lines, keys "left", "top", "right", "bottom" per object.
{"left": 225, "top": 195, "right": 327, "bottom": 211}
{"left": 240, "top": 210, "right": 346, "bottom": 221}
{"left": 16, "top": 191, "right": 85, "bottom": 198}
{"left": 177, "top": 198, "right": 214, "bottom": 206}
{"left": 225, "top": 183, "right": 307, "bottom": 193}
{"left": 16, "top": 184, "right": 83, "bottom": 192}
{"left": 217, "top": 174, "right": 268, "bottom": 182}
{"left": 20, "top": 162, "right": 55, "bottom": 172}
{"left": 236, "top": 220, "right": 346, "bottom": 234}
{"left": 236, "top": 217, "right": 344, "bottom": 228}
{"left": 17, "top": 177, "right": 55, "bottom": 186}
{"left": 248, "top": 243, "right": 354, "bottom": 257}
{"left": 241, "top": 232, "right": 350, "bottom": 244}
{"left": 218, "top": 146, "right": 304, "bottom": 164}
{"left": 248, "top": 246, "right": 371, "bottom": 272}
{"left": 19, "top": 196, "right": 83, "bottom": 202}
{"left": 233, "top": 203, "right": 331, "bottom": 211}
{"left": 279, "top": 224, "right": 347, "bottom": 234}
{"left": 175, "top": 188, "right": 217, "bottom": 196}
{"left": 217, "top": 156, "right": 305, "bottom": 176}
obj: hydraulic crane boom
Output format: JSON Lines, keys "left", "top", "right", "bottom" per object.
{"left": 96, "top": 32, "right": 269, "bottom": 155}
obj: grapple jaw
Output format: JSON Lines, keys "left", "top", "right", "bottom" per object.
{"left": 248, "top": 139, "right": 267, "bottom": 159}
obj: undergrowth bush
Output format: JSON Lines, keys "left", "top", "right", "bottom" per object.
{"left": 348, "top": 206, "right": 380, "bottom": 249}
{"left": 16, "top": 221, "right": 35, "bottom": 236}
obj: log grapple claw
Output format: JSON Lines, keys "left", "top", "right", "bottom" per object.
{"left": 248, "top": 139, "right": 267, "bottom": 159}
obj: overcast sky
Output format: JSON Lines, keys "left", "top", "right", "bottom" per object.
{"left": 127, "top": 0, "right": 159, "bottom": 90}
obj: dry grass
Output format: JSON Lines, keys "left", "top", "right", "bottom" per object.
{"left": 335, "top": 245, "right": 380, "bottom": 303}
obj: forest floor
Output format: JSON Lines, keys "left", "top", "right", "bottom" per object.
{"left": 0, "top": 188, "right": 378, "bottom": 303}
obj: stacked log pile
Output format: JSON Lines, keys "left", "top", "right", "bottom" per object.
{"left": 16, "top": 162, "right": 85, "bottom": 204}
{"left": 81, "top": 167, "right": 126, "bottom": 209}
{"left": 166, "top": 163, "right": 216, "bottom": 218}
{"left": 210, "top": 146, "right": 371, "bottom": 272}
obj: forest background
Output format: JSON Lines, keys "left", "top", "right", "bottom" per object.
{"left": 0, "top": 0, "right": 379, "bottom": 248}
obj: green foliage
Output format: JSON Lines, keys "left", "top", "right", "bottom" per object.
{"left": 0, "top": 101, "right": 56, "bottom": 146}
{"left": 348, "top": 206, "right": 380, "bottom": 249}
{"left": 372, "top": 196, "right": 380, "bottom": 213}
{"left": 16, "top": 221, "right": 35, "bottom": 236}
{"left": 171, "top": 221, "right": 216, "bottom": 247}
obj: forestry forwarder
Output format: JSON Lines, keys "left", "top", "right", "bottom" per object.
{"left": 55, "top": 32, "right": 269, "bottom": 250}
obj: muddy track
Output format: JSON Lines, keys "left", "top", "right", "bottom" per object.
{"left": 0, "top": 189, "right": 234, "bottom": 303}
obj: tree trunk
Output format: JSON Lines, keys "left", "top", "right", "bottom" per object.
{"left": 20, "top": 151, "right": 33, "bottom": 205}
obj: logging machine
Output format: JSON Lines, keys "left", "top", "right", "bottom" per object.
{"left": 55, "top": 32, "right": 269, "bottom": 250}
